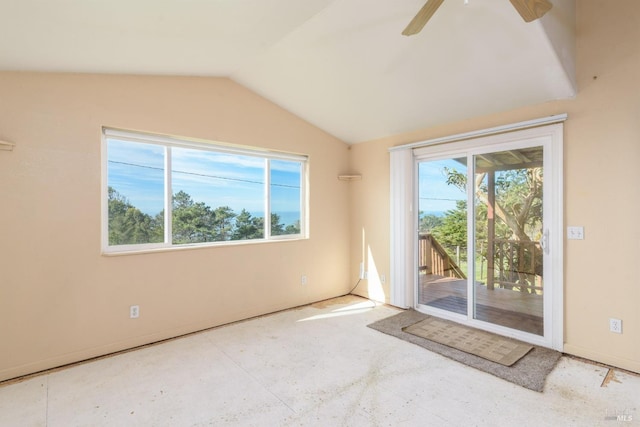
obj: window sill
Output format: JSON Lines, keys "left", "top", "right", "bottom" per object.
{"left": 102, "top": 235, "right": 308, "bottom": 256}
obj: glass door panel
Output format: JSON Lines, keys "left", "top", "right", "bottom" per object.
{"left": 417, "top": 157, "right": 468, "bottom": 315}
{"left": 473, "top": 147, "right": 544, "bottom": 335}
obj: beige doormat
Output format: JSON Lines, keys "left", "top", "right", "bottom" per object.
{"left": 368, "top": 309, "right": 562, "bottom": 392}
{"left": 403, "top": 316, "right": 533, "bottom": 366}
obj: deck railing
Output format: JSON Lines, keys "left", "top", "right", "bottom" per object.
{"left": 491, "top": 238, "right": 543, "bottom": 293}
{"left": 417, "top": 233, "right": 466, "bottom": 279}
{"left": 417, "top": 234, "right": 542, "bottom": 294}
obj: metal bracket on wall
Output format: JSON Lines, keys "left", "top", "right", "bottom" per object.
{"left": 337, "top": 174, "right": 362, "bottom": 181}
{"left": 0, "top": 140, "right": 15, "bottom": 151}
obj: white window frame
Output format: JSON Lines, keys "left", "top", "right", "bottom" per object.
{"left": 101, "top": 128, "right": 308, "bottom": 255}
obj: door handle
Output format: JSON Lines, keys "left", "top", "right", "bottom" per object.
{"left": 539, "top": 230, "right": 549, "bottom": 254}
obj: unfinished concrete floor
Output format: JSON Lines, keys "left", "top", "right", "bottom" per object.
{"left": 1, "top": 295, "right": 638, "bottom": 426}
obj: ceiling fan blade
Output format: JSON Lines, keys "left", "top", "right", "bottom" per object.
{"left": 508, "top": 0, "right": 553, "bottom": 23}
{"left": 402, "top": 0, "right": 445, "bottom": 36}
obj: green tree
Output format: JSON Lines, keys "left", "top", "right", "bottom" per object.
{"left": 111, "top": 188, "right": 300, "bottom": 245}
{"left": 108, "top": 187, "right": 130, "bottom": 243}
{"left": 108, "top": 187, "right": 163, "bottom": 245}
{"left": 493, "top": 168, "right": 543, "bottom": 240}
{"left": 285, "top": 220, "right": 301, "bottom": 235}
{"left": 232, "top": 209, "right": 264, "bottom": 240}
{"left": 270, "top": 213, "right": 285, "bottom": 236}
{"left": 443, "top": 166, "right": 543, "bottom": 290}
{"left": 172, "top": 190, "right": 217, "bottom": 243}
{"left": 419, "top": 212, "right": 443, "bottom": 233}
{"left": 213, "top": 206, "right": 236, "bottom": 241}
{"left": 431, "top": 201, "right": 468, "bottom": 249}
{"left": 444, "top": 167, "right": 542, "bottom": 242}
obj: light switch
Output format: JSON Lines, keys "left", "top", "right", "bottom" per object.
{"left": 567, "top": 226, "right": 584, "bottom": 240}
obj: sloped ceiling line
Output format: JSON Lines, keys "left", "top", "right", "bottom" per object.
{"left": 0, "top": 0, "right": 575, "bottom": 144}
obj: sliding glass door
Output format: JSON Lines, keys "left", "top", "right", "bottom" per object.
{"left": 414, "top": 129, "right": 560, "bottom": 347}
{"left": 417, "top": 156, "right": 469, "bottom": 315}
{"left": 472, "top": 147, "right": 544, "bottom": 335}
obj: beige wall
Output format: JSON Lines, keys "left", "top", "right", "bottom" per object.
{"left": 350, "top": 0, "right": 640, "bottom": 373}
{"left": 1, "top": 0, "right": 638, "bottom": 382}
{"left": 0, "top": 73, "right": 352, "bottom": 382}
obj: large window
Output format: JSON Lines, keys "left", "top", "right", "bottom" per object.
{"left": 102, "top": 128, "right": 307, "bottom": 253}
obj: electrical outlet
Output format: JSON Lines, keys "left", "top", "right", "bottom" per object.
{"left": 301, "top": 275, "right": 308, "bottom": 285}
{"left": 609, "top": 318, "right": 622, "bottom": 334}
{"left": 130, "top": 305, "right": 139, "bottom": 319}
{"left": 380, "top": 274, "right": 386, "bottom": 284}
{"left": 359, "top": 262, "right": 365, "bottom": 280}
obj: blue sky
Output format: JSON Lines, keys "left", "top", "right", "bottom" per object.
{"left": 107, "top": 139, "right": 302, "bottom": 218}
{"left": 418, "top": 157, "right": 467, "bottom": 215}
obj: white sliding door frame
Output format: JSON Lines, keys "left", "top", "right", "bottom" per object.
{"left": 390, "top": 116, "right": 565, "bottom": 350}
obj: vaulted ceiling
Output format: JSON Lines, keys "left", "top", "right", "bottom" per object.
{"left": 0, "top": 0, "right": 576, "bottom": 143}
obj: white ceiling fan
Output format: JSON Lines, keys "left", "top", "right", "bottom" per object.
{"left": 402, "top": 0, "right": 553, "bottom": 36}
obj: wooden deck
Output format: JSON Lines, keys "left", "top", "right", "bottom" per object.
{"left": 419, "top": 274, "right": 544, "bottom": 336}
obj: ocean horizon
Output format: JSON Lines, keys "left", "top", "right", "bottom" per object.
{"left": 250, "top": 211, "right": 300, "bottom": 227}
